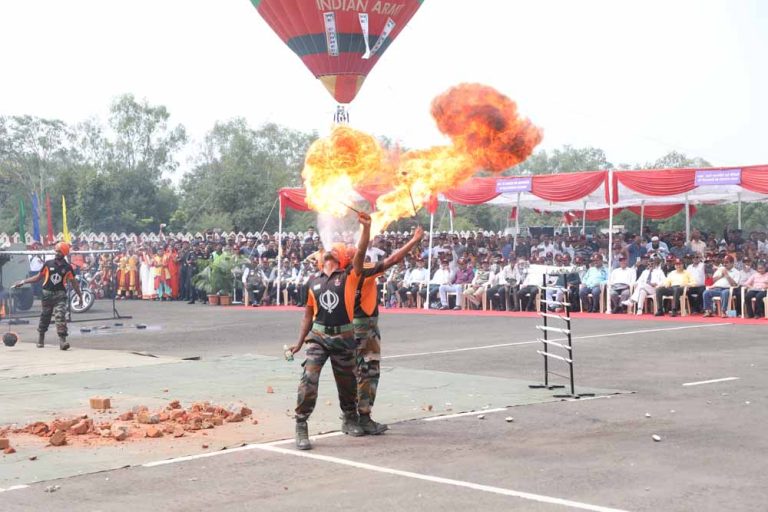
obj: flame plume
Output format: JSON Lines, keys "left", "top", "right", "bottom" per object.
{"left": 302, "top": 126, "right": 385, "bottom": 217}
{"left": 301, "top": 83, "right": 543, "bottom": 235}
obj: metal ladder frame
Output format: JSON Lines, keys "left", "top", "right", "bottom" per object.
{"left": 529, "top": 274, "right": 594, "bottom": 398}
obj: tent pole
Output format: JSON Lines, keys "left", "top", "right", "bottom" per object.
{"left": 449, "top": 207, "right": 454, "bottom": 233}
{"left": 640, "top": 201, "right": 645, "bottom": 236}
{"left": 581, "top": 200, "right": 587, "bottom": 235}
{"left": 276, "top": 196, "right": 283, "bottom": 306}
{"left": 607, "top": 169, "right": 614, "bottom": 314}
{"left": 685, "top": 194, "right": 690, "bottom": 243}
{"left": 425, "top": 212, "right": 435, "bottom": 310}
{"left": 737, "top": 193, "right": 742, "bottom": 230}
{"left": 514, "top": 192, "right": 521, "bottom": 250}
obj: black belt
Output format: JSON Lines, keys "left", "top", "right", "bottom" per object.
{"left": 312, "top": 322, "right": 353, "bottom": 335}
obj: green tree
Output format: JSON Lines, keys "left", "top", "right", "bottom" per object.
{"left": 71, "top": 94, "right": 186, "bottom": 232}
{"left": 177, "top": 120, "right": 316, "bottom": 233}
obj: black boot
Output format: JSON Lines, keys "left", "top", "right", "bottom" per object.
{"left": 341, "top": 412, "right": 365, "bottom": 437}
{"left": 358, "top": 414, "right": 388, "bottom": 435}
{"left": 295, "top": 421, "right": 311, "bottom": 450}
{"left": 59, "top": 336, "right": 70, "bottom": 351}
{"left": 37, "top": 332, "right": 45, "bottom": 348}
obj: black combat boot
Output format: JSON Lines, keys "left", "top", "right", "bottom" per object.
{"left": 341, "top": 412, "right": 365, "bottom": 437}
{"left": 37, "top": 332, "right": 45, "bottom": 348}
{"left": 58, "top": 336, "right": 70, "bottom": 351}
{"left": 295, "top": 421, "right": 312, "bottom": 450}
{"left": 358, "top": 414, "right": 388, "bottom": 435}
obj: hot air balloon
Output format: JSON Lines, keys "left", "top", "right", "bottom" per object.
{"left": 251, "top": 0, "right": 424, "bottom": 105}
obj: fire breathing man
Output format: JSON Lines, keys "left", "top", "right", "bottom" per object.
{"left": 352, "top": 225, "right": 424, "bottom": 435}
{"left": 13, "top": 242, "right": 83, "bottom": 350}
{"left": 288, "top": 212, "right": 372, "bottom": 450}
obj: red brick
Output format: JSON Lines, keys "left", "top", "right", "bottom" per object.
{"left": 185, "top": 418, "right": 202, "bottom": 431}
{"left": 0, "top": 439, "right": 9, "bottom": 450}
{"left": 4, "top": 447, "right": 16, "bottom": 455}
{"left": 49, "top": 431, "right": 67, "bottom": 446}
{"left": 30, "top": 423, "right": 49, "bottom": 436}
{"left": 51, "top": 419, "right": 77, "bottom": 432}
{"left": 145, "top": 426, "right": 163, "bottom": 438}
{"left": 137, "top": 412, "right": 159, "bottom": 425}
{"left": 89, "top": 397, "right": 111, "bottom": 410}
{"left": 226, "top": 414, "right": 243, "bottom": 423}
{"left": 201, "top": 444, "right": 209, "bottom": 449}
{"left": 69, "top": 419, "right": 92, "bottom": 436}
{"left": 167, "top": 400, "right": 181, "bottom": 410}
{"left": 118, "top": 412, "right": 134, "bottom": 421}
{"left": 212, "top": 417, "right": 224, "bottom": 426}
{"left": 111, "top": 425, "right": 129, "bottom": 441}
{"left": 169, "top": 409, "right": 186, "bottom": 421}
{"left": 266, "top": 386, "right": 274, "bottom": 394}
{"left": 173, "top": 429, "right": 184, "bottom": 438}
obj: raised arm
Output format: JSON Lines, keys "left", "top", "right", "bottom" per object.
{"left": 381, "top": 226, "right": 424, "bottom": 271}
{"left": 353, "top": 212, "right": 372, "bottom": 275}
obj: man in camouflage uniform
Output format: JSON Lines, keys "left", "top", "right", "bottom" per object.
{"left": 352, "top": 226, "right": 424, "bottom": 435}
{"left": 14, "top": 242, "right": 83, "bottom": 351}
{"left": 288, "top": 213, "right": 372, "bottom": 450}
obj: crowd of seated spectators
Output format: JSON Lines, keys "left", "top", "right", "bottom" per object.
{"left": 12, "top": 225, "right": 768, "bottom": 319}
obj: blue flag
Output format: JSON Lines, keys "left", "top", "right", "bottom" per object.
{"left": 31, "top": 192, "right": 41, "bottom": 243}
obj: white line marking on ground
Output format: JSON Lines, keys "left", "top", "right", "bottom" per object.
{"left": 0, "top": 485, "right": 30, "bottom": 493}
{"left": 143, "top": 396, "right": 616, "bottom": 467}
{"left": 422, "top": 407, "right": 509, "bottom": 421}
{"left": 253, "top": 444, "right": 629, "bottom": 512}
{"left": 266, "top": 431, "right": 344, "bottom": 446}
{"left": 143, "top": 444, "right": 261, "bottom": 467}
{"left": 384, "top": 323, "right": 729, "bottom": 360}
{"left": 384, "top": 340, "right": 537, "bottom": 359}
{"left": 423, "top": 396, "right": 613, "bottom": 422}
{"left": 682, "top": 377, "right": 740, "bottom": 387}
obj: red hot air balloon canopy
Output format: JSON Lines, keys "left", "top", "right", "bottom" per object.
{"left": 252, "top": 0, "right": 424, "bottom": 104}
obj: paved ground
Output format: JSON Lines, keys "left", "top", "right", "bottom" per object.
{"left": 1, "top": 300, "right": 766, "bottom": 511}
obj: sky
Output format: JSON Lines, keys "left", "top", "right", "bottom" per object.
{"left": 0, "top": 0, "right": 766, "bottom": 175}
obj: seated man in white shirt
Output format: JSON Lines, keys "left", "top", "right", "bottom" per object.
{"left": 399, "top": 258, "right": 428, "bottom": 308}
{"left": 622, "top": 258, "right": 666, "bottom": 314}
{"left": 685, "top": 254, "right": 706, "bottom": 314}
{"left": 702, "top": 256, "right": 740, "bottom": 317}
{"left": 424, "top": 260, "right": 453, "bottom": 307}
{"left": 609, "top": 255, "right": 636, "bottom": 313}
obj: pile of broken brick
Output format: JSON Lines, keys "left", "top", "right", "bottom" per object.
{"left": 0, "top": 398, "right": 255, "bottom": 454}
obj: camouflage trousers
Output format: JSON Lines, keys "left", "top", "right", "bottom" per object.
{"left": 295, "top": 327, "right": 357, "bottom": 422}
{"left": 39, "top": 290, "right": 68, "bottom": 337}
{"left": 353, "top": 317, "right": 382, "bottom": 416}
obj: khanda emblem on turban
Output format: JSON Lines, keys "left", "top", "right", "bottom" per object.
{"left": 319, "top": 289, "right": 340, "bottom": 314}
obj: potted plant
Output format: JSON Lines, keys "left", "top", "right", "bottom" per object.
{"left": 193, "top": 253, "right": 247, "bottom": 306}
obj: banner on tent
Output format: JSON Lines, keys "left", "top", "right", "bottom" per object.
{"left": 695, "top": 168, "right": 741, "bottom": 186}
{"left": 495, "top": 177, "right": 532, "bottom": 193}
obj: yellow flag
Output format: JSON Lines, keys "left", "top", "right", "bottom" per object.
{"left": 62, "top": 195, "right": 71, "bottom": 243}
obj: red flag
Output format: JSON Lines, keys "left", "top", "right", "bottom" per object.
{"left": 45, "top": 193, "right": 54, "bottom": 244}
{"left": 427, "top": 195, "right": 439, "bottom": 215}
{"left": 447, "top": 202, "right": 456, "bottom": 217}
{"left": 563, "top": 212, "right": 577, "bottom": 225}
{"left": 509, "top": 207, "right": 517, "bottom": 220}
